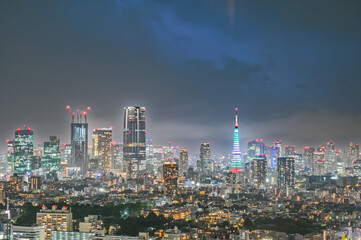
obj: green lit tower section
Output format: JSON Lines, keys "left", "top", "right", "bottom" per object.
{"left": 42, "top": 136, "right": 61, "bottom": 173}
{"left": 231, "top": 108, "right": 243, "bottom": 173}
{"left": 14, "top": 126, "right": 34, "bottom": 175}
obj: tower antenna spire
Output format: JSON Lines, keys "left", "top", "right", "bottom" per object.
{"left": 235, "top": 107, "right": 238, "bottom": 128}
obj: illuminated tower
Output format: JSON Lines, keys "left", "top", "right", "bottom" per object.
{"left": 304, "top": 146, "right": 315, "bottom": 172}
{"left": 163, "top": 161, "right": 178, "bottom": 195}
{"left": 14, "top": 126, "right": 34, "bottom": 175}
{"left": 277, "top": 157, "right": 295, "bottom": 190}
{"left": 271, "top": 140, "right": 281, "bottom": 169}
{"left": 199, "top": 143, "right": 211, "bottom": 176}
{"left": 179, "top": 148, "right": 189, "bottom": 177}
{"left": 93, "top": 128, "right": 113, "bottom": 173}
{"left": 231, "top": 108, "right": 243, "bottom": 173}
{"left": 123, "top": 106, "right": 146, "bottom": 179}
{"left": 6, "top": 140, "right": 15, "bottom": 174}
{"left": 71, "top": 123, "right": 88, "bottom": 176}
{"left": 42, "top": 136, "right": 61, "bottom": 174}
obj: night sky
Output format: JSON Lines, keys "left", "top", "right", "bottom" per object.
{"left": 1, "top": 1, "right": 361, "bottom": 154}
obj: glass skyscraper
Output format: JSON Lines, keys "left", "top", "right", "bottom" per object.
{"left": 92, "top": 128, "right": 113, "bottom": 173}
{"left": 123, "top": 106, "right": 146, "bottom": 179}
{"left": 71, "top": 123, "right": 88, "bottom": 176}
{"left": 42, "top": 136, "right": 61, "bottom": 174}
{"left": 14, "top": 126, "right": 34, "bottom": 175}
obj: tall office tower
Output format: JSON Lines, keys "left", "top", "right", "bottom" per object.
{"left": 284, "top": 146, "right": 295, "bottom": 156}
{"left": 271, "top": 140, "right": 281, "bottom": 169}
{"left": 71, "top": 121, "right": 88, "bottom": 176}
{"left": 163, "top": 161, "right": 178, "bottom": 195}
{"left": 123, "top": 106, "right": 146, "bottom": 179}
{"left": 199, "top": 142, "right": 211, "bottom": 176}
{"left": 347, "top": 142, "right": 359, "bottom": 168}
{"left": 92, "top": 128, "right": 113, "bottom": 173}
{"left": 179, "top": 148, "right": 189, "bottom": 177}
{"left": 251, "top": 156, "right": 267, "bottom": 188}
{"left": 37, "top": 205, "right": 73, "bottom": 239}
{"left": 247, "top": 139, "right": 266, "bottom": 161}
{"left": 325, "top": 141, "right": 336, "bottom": 173}
{"left": 314, "top": 150, "right": 325, "bottom": 175}
{"left": 61, "top": 144, "right": 71, "bottom": 166}
{"left": 277, "top": 157, "right": 295, "bottom": 190}
{"left": 334, "top": 149, "right": 344, "bottom": 175}
{"left": 14, "top": 126, "right": 34, "bottom": 175}
{"left": 304, "top": 147, "right": 315, "bottom": 172}
{"left": 6, "top": 140, "right": 15, "bottom": 173}
{"left": 112, "top": 143, "right": 123, "bottom": 169}
{"left": 42, "top": 136, "right": 61, "bottom": 174}
{"left": 274, "top": 140, "right": 282, "bottom": 157}
{"left": 231, "top": 108, "right": 243, "bottom": 173}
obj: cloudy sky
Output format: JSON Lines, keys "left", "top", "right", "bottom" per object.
{"left": 1, "top": 0, "right": 361, "bottom": 154}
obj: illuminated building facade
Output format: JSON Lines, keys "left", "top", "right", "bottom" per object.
{"left": 123, "top": 106, "right": 146, "bottom": 179}
{"left": 112, "top": 143, "right": 123, "bottom": 170}
{"left": 36, "top": 205, "right": 73, "bottom": 239}
{"left": 247, "top": 139, "right": 266, "bottom": 161}
{"left": 231, "top": 108, "right": 243, "bottom": 173}
{"left": 42, "top": 136, "right": 61, "bottom": 173}
{"left": 304, "top": 146, "right": 315, "bottom": 173}
{"left": 6, "top": 140, "right": 14, "bottom": 174}
{"left": 348, "top": 142, "right": 359, "bottom": 169}
{"left": 284, "top": 145, "right": 295, "bottom": 156}
{"left": 277, "top": 157, "right": 295, "bottom": 189}
{"left": 179, "top": 148, "right": 188, "bottom": 177}
{"left": 163, "top": 161, "right": 178, "bottom": 194}
{"left": 251, "top": 156, "right": 267, "bottom": 188}
{"left": 93, "top": 128, "right": 113, "bottom": 173}
{"left": 14, "top": 126, "right": 34, "bottom": 175}
{"left": 199, "top": 142, "right": 211, "bottom": 176}
{"left": 61, "top": 144, "right": 71, "bottom": 166}
{"left": 271, "top": 140, "right": 281, "bottom": 169}
{"left": 71, "top": 123, "right": 88, "bottom": 176}
{"left": 30, "top": 176, "right": 42, "bottom": 190}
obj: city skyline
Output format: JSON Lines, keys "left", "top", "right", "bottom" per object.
{"left": 1, "top": 1, "right": 361, "bottom": 155}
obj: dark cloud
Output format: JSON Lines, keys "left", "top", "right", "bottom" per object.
{"left": 0, "top": 0, "right": 361, "bottom": 155}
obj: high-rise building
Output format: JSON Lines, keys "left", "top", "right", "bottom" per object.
{"left": 93, "top": 128, "right": 113, "bottom": 173}
{"left": 304, "top": 146, "right": 315, "bottom": 173}
{"left": 36, "top": 205, "right": 73, "bottom": 239}
{"left": 277, "top": 157, "right": 295, "bottom": 190}
{"left": 163, "top": 161, "right": 178, "bottom": 195}
{"left": 42, "top": 136, "right": 61, "bottom": 174}
{"left": 314, "top": 148, "right": 325, "bottom": 175}
{"left": 61, "top": 144, "right": 71, "bottom": 166}
{"left": 112, "top": 143, "right": 123, "bottom": 170}
{"left": 14, "top": 126, "right": 34, "bottom": 175}
{"left": 71, "top": 123, "right": 88, "bottom": 176}
{"left": 325, "top": 141, "right": 336, "bottom": 173}
{"left": 284, "top": 146, "right": 295, "bottom": 156}
{"left": 123, "top": 106, "right": 146, "bottom": 179}
{"left": 247, "top": 139, "right": 266, "bottom": 161}
{"left": 251, "top": 156, "right": 267, "bottom": 188}
{"left": 231, "top": 108, "right": 243, "bottom": 173}
{"left": 179, "top": 148, "right": 188, "bottom": 177}
{"left": 6, "top": 140, "right": 15, "bottom": 174}
{"left": 274, "top": 140, "right": 282, "bottom": 157}
{"left": 199, "top": 143, "right": 211, "bottom": 176}
{"left": 348, "top": 142, "right": 359, "bottom": 168}
{"left": 271, "top": 140, "right": 281, "bottom": 169}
